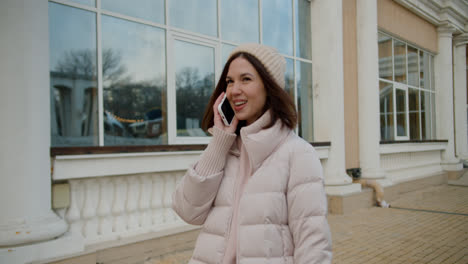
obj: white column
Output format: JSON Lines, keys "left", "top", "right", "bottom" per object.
{"left": 453, "top": 34, "right": 468, "bottom": 162}
{"left": 0, "top": 0, "right": 67, "bottom": 246}
{"left": 356, "top": 0, "right": 387, "bottom": 181}
{"left": 311, "top": 0, "right": 361, "bottom": 195}
{"left": 434, "top": 25, "right": 463, "bottom": 171}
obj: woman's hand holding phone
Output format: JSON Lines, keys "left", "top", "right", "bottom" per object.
{"left": 213, "top": 92, "right": 238, "bottom": 133}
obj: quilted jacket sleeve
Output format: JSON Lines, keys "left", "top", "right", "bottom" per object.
{"left": 287, "top": 141, "right": 332, "bottom": 264}
{"left": 172, "top": 127, "right": 236, "bottom": 225}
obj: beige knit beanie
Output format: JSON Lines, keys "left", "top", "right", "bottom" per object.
{"left": 228, "top": 43, "right": 286, "bottom": 89}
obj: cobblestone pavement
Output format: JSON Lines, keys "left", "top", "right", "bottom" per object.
{"left": 146, "top": 184, "right": 468, "bottom": 264}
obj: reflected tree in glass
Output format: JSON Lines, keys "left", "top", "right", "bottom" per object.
{"left": 102, "top": 15, "right": 167, "bottom": 146}
{"left": 174, "top": 40, "right": 214, "bottom": 137}
{"left": 379, "top": 81, "right": 394, "bottom": 140}
{"left": 49, "top": 3, "right": 98, "bottom": 146}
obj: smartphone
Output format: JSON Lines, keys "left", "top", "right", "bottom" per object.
{"left": 218, "top": 94, "right": 235, "bottom": 126}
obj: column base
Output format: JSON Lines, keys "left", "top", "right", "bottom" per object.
{"left": 0, "top": 232, "right": 83, "bottom": 264}
{"left": 0, "top": 211, "right": 67, "bottom": 247}
{"left": 325, "top": 183, "right": 361, "bottom": 196}
{"left": 441, "top": 159, "right": 463, "bottom": 171}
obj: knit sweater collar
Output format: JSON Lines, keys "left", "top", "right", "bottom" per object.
{"left": 232, "top": 110, "right": 291, "bottom": 171}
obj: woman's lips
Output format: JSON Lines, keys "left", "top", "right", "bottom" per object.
{"left": 233, "top": 100, "right": 246, "bottom": 112}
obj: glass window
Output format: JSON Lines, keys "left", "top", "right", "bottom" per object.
{"left": 396, "top": 88, "right": 407, "bottom": 137}
{"left": 222, "top": 44, "right": 236, "bottom": 68}
{"left": 296, "top": 61, "right": 313, "bottom": 142}
{"left": 101, "top": 0, "right": 164, "bottom": 24}
{"left": 295, "top": 0, "right": 311, "bottom": 60}
{"left": 407, "top": 46, "right": 419, "bottom": 87}
{"left": 49, "top": 3, "right": 98, "bottom": 147}
{"left": 101, "top": 15, "right": 167, "bottom": 146}
{"left": 408, "top": 88, "right": 420, "bottom": 139}
{"left": 174, "top": 40, "right": 214, "bottom": 137}
{"left": 421, "top": 91, "right": 431, "bottom": 139}
{"left": 394, "top": 40, "right": 407, "bottom": 84}
{"left": 285, "top": 58, "right": 295, "bottom": 100}
{"left": 380, "top": 81, "right": 394, "bottom": 140}
{"left": 169, "top": 0, "right": 217, "bottom": 37}
{"left": 378, "top": 33, "right": 393, "bottom": 81}
{"left": 419, "top": 50, "right": 430, "bottom": 89}
{"left": 262, "top": 0, "right": 293, "bottom": 56}
{"left": 221, "top": 0, "right": 259, "bottom": 43}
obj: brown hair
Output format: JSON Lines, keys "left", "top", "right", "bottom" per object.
{"left": 201, "top": 52, "right": 297, "bottom": 132}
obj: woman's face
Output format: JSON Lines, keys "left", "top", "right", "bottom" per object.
{"left": 226, "top": 57, "right": 267, "bottom": 125}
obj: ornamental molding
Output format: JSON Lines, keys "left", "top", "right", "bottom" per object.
{"left": 394, "top": 0, "right": 468, "bottom": 33}
{"left": 453, "top": 33, "right": 468, "bottom": 45}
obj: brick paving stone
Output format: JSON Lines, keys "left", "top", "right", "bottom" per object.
{"left": 144, "top": 184, "right": 468, "bottom": 264}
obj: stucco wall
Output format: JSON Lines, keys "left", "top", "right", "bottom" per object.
{"left": 377, "top": 0, "right": 438, "bottom": 53}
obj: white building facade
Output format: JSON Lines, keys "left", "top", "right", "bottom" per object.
{"left": 0, "top": 0, "right": 467, "bottom": 263}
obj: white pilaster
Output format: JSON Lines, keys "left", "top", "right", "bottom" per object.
{"left": 356, "top": 0, "right": 386, "bottom": 180}
{"left": 0, "top": 0, "right": 67, "bottom": 247}
{"left": 453, "top": 34, "right": 468, "bottom": 162}
{"left": 311, "top": 0, "right": 360, "bottom": 195}
{"left": 434, "top": 25, "right": 463, "bottom": 171}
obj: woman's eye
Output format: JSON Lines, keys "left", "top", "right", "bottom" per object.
{"left": 242, "top": 77, "right": 251, "bottom": 82}
{"left": 226, "top": 79, "right": 233, "bottom": 84}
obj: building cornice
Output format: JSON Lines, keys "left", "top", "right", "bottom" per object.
{"left": 394, "top": 0, "right": 468, "bottom": 33}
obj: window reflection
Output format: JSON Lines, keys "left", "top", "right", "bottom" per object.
{"left": 408, "top": 88, "right": 420, "bottom": 139}
{"left": 407, "top": 46, "right": 418, "bottom": 87}
{"left": 295, "top": 0, "right": 311, "bottom": 59}
{"left": 419, "top": 51, "right": 430, "bottom": 89}
{"left": 221, "top": 0, "right": 259, "bottom": 43}
{"left": 394, "top": 40, "right": 407, "bottom": 84}
{"left": 379, "top": 81, "right": 394, "bottom": 140}
{"left": 378, "top": 33, "right": 393, "bottom": 81}
{"left": 49, "top": 3, "right": 98, "bottom": 146}
{"left": 170, "top": 0, "right": 217, "bottom": 37}
{"left": 421, "top": 91, "right": 431, "bottom": 139}
{"left": 69, "top": 0, "right": 95, "bottom": 7}
{"left": 174, "top": 40, "right": 214, "bottom": 137}
{"left": 222, "top": 44, "right": 236, "bottom": 68}
{"left": 102, "top": 15, "right": 167, "bottom": 145}
{"left": 262, "top": 0, "right": 293, "bottom": 56}
{"left": 102, "top": 0, "right": 164, "bottom": 24}
{"left": 296, "top": 61, "right": 313, "bottom": 142}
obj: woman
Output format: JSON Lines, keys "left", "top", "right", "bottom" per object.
{"left": 172, "top": 43, "right": 332, "bottom": 264}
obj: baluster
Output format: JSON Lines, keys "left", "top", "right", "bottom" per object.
{"left": 151, "top": 174, "right": 165, "bottom": 226}
{"left": 126, "top": 176, "right": 140, "bottom": 231}
{"left": 139, "top": 174, "right": 152, "bottom": 229}
{"left": 163, "top": 173, "right": 177, "bottom": 222}
{"left": 66, "top": 180, "right": 84, "bottom": 237}
{"left": 112, "top": 176, "right": 128, "bottom": 233}
{"left": 82, "top": 179, "right": 99, "bottom": 241}
{"left": 97, "top": 177, "right": 114, "bottom": 239}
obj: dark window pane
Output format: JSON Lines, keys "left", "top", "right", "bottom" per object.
{"left": 396, "top": 88, "right": 407, "bottom": 137}
{"left": 378, "top": 33, "right": 393, "bottom": 81}
{"left": 296, "top": 61, "right": 313, "bottom": 141}
{"left": 380, "top": 81, "right": 394, "bottom": 140}
{"left": 49, "top": 3, "right": 98, "bottom": 146}
{"left": 295, "top": 0, "right": 311, "bottom": 59}
{"left": 102, "top": 15, "right": 167, "bottom": 145}
{"left": 408, "top": 88, "right": 420, "bottom": 139}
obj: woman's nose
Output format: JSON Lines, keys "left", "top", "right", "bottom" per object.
{"left": 230, "top": 82, "right": 242, "bottom": 95}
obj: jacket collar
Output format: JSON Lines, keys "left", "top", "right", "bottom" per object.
{"left": 230, "top": 110, "right": 291, "bottom": 171}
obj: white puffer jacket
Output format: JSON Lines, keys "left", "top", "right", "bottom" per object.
{"left": 172, "top": 112, "right": 332, "bottom": 264}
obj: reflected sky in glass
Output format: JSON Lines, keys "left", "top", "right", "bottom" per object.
{"left": 221, "top": 0, "right": 259, "bottom": 43}
{"left": 295, "top": 0, "right": 311, "bottom": 59}
{"left": 262, "top": 0, "right": 293, "bottom": 56}
{"left": 68, "top": 0, "right": 95, "bottom": 7}
{"left": 296, "top": 61, "right": 313, "bottom": 141}
{"left": 170, "top": 0, "right": 217, "bottom": 37}
{"left": 175, "top": 40, "right": 214, "bottom": 137}
{"left": 101, "top": 0, "right": 164, "bottom": 24}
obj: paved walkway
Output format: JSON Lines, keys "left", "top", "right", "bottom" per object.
{"left": 146, "top": 184, "right": 468, "bottom": 264}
